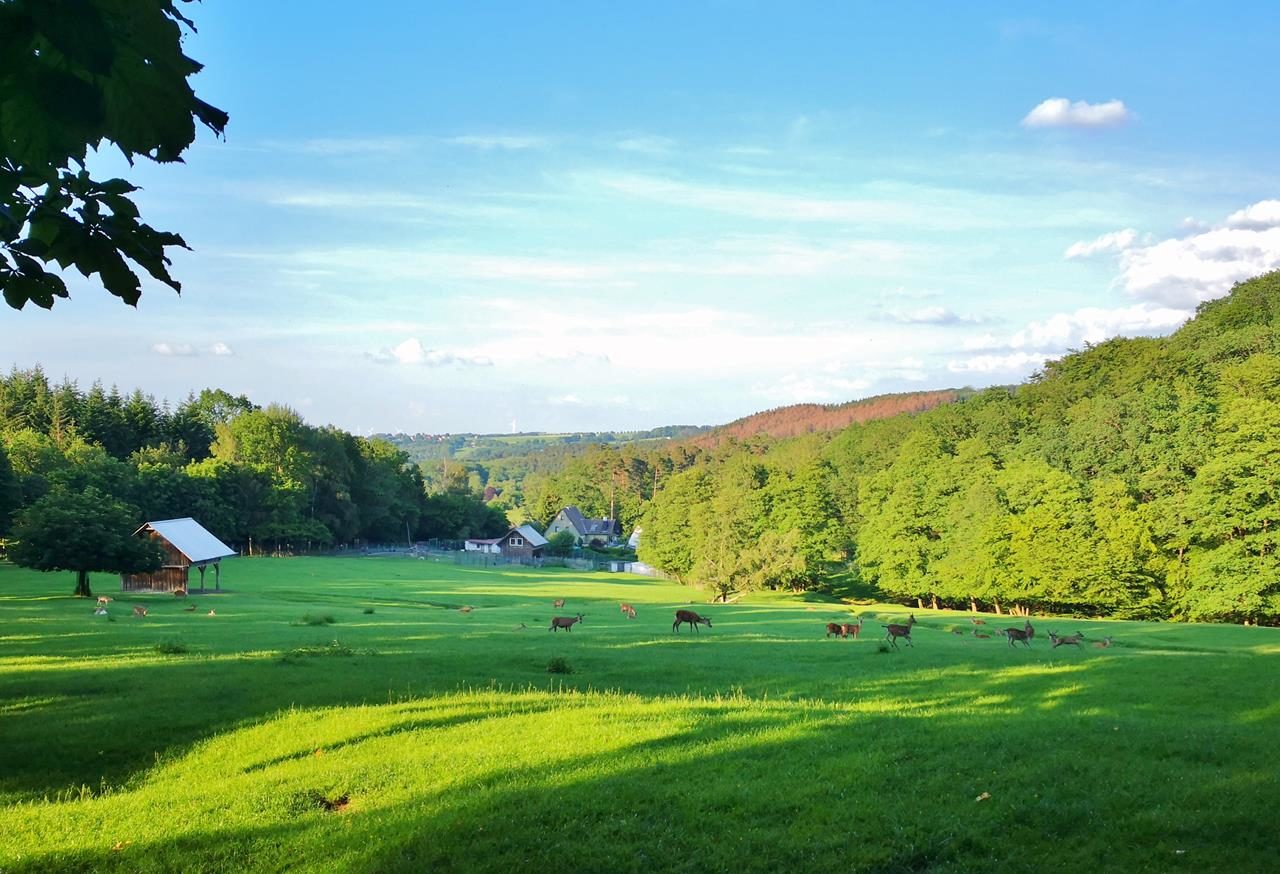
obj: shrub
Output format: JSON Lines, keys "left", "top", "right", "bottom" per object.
{"left": 300, "top": 613, "right": 336, "bottom": 626}
{"left": 154, "top": 640, "right": 189, "bottom": 655}
{"left": 362, "top": 607, "right": 375, "bottom": 615}
{"left": 546, "top": 656, "right": 574, "bottom": 675}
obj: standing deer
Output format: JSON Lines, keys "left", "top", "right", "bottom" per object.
{"left": 1004, "top": 621, "right": 1035, "bottom": 647}
{"left": 842, "top": 619, "right": 862, "bottom": 639}
{"left": 553, "top": 598, "right": 566, "bottom": 609}
{"left": 620, "top": 603, "right": 637, "bottom": 619}
{"left": 549, "top": 613, "right": 583, "bottom": 632}
{"left": 825, "top": 622, "right": 845, "bottom": 638}
{"left": 882, "top": 614, "right": 917, "bottom": 649}
{"left": 673, "top": 609, "right": 711, "bottom": 634}
{"left": 1048, "top": 631, "right": 1085, "bottom": 648}
{"left": 132, "top": 606, "right": 148, "bottom": 618}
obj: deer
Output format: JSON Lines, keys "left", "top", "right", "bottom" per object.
{"left": 968, "top": 617, "right": 986, "bottom": 625}
{"left": 1004, "top": 620, "right": 1035, "bottom": 648}
{"left": 96, "top": 596, "right": 112, "bottom": 606}
{"left": 882, "top": 614, "right": 916, "bottom": 649}
{"left": 132, "top": 606, "right": 148, "bottom": 618}
{"left": 549, "top": 613, "right": 583, "bottom": 632}
{"left": 1048, "top": 630, "right": 1085, "bottom": 648}
{"left": 825, "top": 622, "right": 845, "bottom": 638}
{"left": 972, "top": 628, "right": 991, "bottom": 639}
{"left": 1092, "top": 636, "right": 1114, "bottom": 649}
{"left": 673, "top": 609, "right": 711, "bottom": 634}
{"left": 842, "top": 619, "right": 862, "bottom": 639}
{"left": 553, "top": 598, "right": 566, "bottom": 609}
{"left": 173, "top": 587, "right": 187, "bottom": 598}
{"left": 620, "top": 603, "right": 637, "bottom": 619}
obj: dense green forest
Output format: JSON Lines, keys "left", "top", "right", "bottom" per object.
{"left": 618, "top": 272, "right": 1280, "bottom": 624}
{"left": 0, "top": 382, "right": 509, "bottom": 554}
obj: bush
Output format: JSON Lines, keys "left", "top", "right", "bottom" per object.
{"left": 300, "top": 613, "right": 335, "bottom": 626}
{"left": 546, "top": 657, "right": 574, "bottom": 674}
{"left": 154, "top": 640, "right": 189, "bottom": 655}
{"left": 362, "top": 607, "right": 375, "bottom": 615}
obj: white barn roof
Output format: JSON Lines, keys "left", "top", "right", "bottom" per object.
{"left": 136, "top": 518, "right": 236, "bottom": 564}
{"left": 515, "top": 524, "right": 549, "bottom": 547}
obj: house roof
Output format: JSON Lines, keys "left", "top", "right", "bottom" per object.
{"left": 513, "top": 524, "right": 548, "bottom": 547}
{"left": 558, "top": 506, "right": 620, "bottom": 537}
{"left": 135, "top": 518, "right": 236, "bottom": 564}
{"left": 466, "top": 537, "right": 502, "bottom": 545}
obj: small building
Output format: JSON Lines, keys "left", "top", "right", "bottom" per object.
{"left": 121, "top": 518, "right": 236, "bottom": 593}
{"left": 464, "top": 537, "right": 503, "bottom": 554}
{"left": 546, "top": 506, "right": 622, "bottom": 546}
{"left": 497, "top": 524, "right": 547, "bottom": 559}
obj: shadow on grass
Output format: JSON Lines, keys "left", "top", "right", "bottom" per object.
{"left": 7, "top": 683, "right": 1279, "bottom": 874}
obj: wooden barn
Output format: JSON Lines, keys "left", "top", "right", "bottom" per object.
{"left": 121, "top": 518, "right": 236, "bottom": 593}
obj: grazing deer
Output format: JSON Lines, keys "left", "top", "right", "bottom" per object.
{"left": 553, "top": 598, "right": 566, "bottom": 609}
{"left": 173, "top": 588, "right": 187, "bottom": 598}
{"left": 968, "top": 617, "right": 986, "bottom": 625}
{"left": 842, "top": 619, "right": 863, "bottom": 640}
{"left": 972, "top": 628, "right": 991, "bottom": 639}
{"left": 1092, "top": 636, "right": 1114, "bottom": 649}
{"left": 96, "top": 596, "right": 112, "bottom": 606}
{"left": 826, "top": 622, "right": 845, "bottom": 638}
{"left": 1048, "top": 631, "right": 1085, "bottom": 648}
{"left": 620, "top": 603, "right": 637, "bottom": 619}
{"left": 1004, "top": 621, "right": 1035, "bottom": 648}
{"left": 882, "top": 614, "right": 917, "bottom": 649}
{"left": 549, "top": 613, "right": 583, "bottom": 632}
{"left": 183, "top": 604, "right": 197, "bottom": 612}
{"left": 673, "top": 609, "right": 711, "bottom": 634}
{"left": 132, "top": 606, "right": 148, "bottom": 618}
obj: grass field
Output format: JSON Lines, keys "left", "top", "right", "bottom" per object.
{"left": 1, "top": 557, "right": 1277, "bottom": 873}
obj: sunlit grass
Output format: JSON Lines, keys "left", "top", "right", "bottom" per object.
{"left": 1, "top": 557, "right": 1277, "bottom": 872}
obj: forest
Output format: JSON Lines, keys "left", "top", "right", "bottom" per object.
{"left": 0, "top": 382, "right": 509, "bottom": 559}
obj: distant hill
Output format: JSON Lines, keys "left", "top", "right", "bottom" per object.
{"left": 375, "top": 425, "right": 712, "bottom": 466}
{"left": 696, "top": 389, "right": 973, "bottom": 444}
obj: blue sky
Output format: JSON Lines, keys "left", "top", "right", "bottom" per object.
{"left": 6, "top": 1, "right": 1280, "bottom": 433}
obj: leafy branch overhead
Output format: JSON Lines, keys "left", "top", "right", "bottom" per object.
{"left": 0, "top": 0, "right": 228, "bottom": 310}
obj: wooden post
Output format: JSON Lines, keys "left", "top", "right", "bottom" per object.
{"left": 198, "top": 565, "right": 207, "bottom": 592}
{"left": 215, "top": 561, "right": 221, "bottom": 591}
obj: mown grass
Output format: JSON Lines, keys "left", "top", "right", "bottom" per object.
{"left": 0, "top": 557, "right": 1276, "bottom": 872}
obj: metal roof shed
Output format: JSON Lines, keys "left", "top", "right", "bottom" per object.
{"left": 122, "top": 518, "right": 237, "bottom": 593}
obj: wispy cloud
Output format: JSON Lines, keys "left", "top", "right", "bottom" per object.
{"left": 1022, "top": 98, "right": 1132, "bottom": 129}
{"left": 262, "top": 136, "right": 420, "bottom": 156}
{"left": 367, "top": 338, "right": 493, "bottom": 367}
{"left": 884, "top": 305, "right": 983, "bottom": 325}
{"left": 210, "top": 342, "right": 234, "bottom": 357}
{"left": 1064, "top": 228, "right": 1138, "bottom": 259}
{"left": 446, "top": 134, "right": 548, "bottom": 150}
{"left": 152, "top": 342, "right": 197, "bottom": 357}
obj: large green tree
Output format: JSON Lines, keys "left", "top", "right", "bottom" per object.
{"left": 1, "top": 0, "right": 228, "bottom": 308}
{"left": 8, "top": 486, "right": 161, "bottom": 597}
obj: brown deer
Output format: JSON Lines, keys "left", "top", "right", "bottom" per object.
{"left": 1004, "top": 621, "right": 1035, "bottom": 647}
{"left": 825, "top": 622, "right": 845, "bottom": 638}
{"left": 549, "top": 613, "right": 583, "bottom": 632}
{"left": 968, "top": 617, "right": 986, "bottom": 625}
{"left": 620, "top": 603, "right": 637, "bottom": 619}
{"left": 1092, "top": 635, "right": 1114, "bottom": 649}
{"left": 842, "top": 620, "right": 862, "bottom": 639}
{"left": 553, "top": 598, "right": 566, "bottom": 609}
{"left": 882, "top": 614, "right": 916, "bottom": 649}
{"left": 132, "top": 606, "right": 148, "bottom": 618}
{"left": 1048, "top": 630, "right": 1085, "bottom": 648}
{"left": 96, "top": 596, "right": 112, "bottom": 606}
{"left": 673, "top": 609, "right": 711, "bottom": 634}
{"left": 173, "top": 587, "right": 187, "bottom": 598}
{"left": 972, "top": 628, "right": 991, "bottom": 639}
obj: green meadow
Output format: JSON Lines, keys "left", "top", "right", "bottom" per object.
{"left": 1, "top": 557, "right": 1277, "bottom": 873}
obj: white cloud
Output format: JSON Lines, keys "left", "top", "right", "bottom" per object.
{"left": 1064, "top": 228, "right": 1137, "bottom": 259}
{"left": 1006, "top": 304, "right": 1190, "bottom": 349}
{"left": 447, "top": 134, "right": 547, "bottom": 150}
{"left": 367, "top": 338, "right": 493, "bottom": 367}
{"left": 1117, "top": 228, "right": 1280, "bottom": 308}
{"left": 1225, "top": 200, "right": 1280, "bottom": 230}
{"left": 210, "top": 342, "right": 234, "bottom": 357}
{"left": 947, "top": 352, "right": 1053, "bottom": 374}
{"left": 885, "top": 305, "right": 982, "bottom": 325}
{"left": 1022, "top": 98, "right": 1131, "bottom": 129}
{"left": 152, "top": 343, "right": 197, "bottom": 357}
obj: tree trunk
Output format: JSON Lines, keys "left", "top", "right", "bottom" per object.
{"left": 74, "top": 570, "right": 93, "bottom": 599}
{"left": 970, "top": 597, "right": 978, "bottom": 613}
{"left": 916, "top": 597, "right": 924, "bottom": 609}
{"left": 993, "top": 597, "right": 1003, "bottom": 615}
{"left": 930, "top": 594, "right": 939, "bottom": 610}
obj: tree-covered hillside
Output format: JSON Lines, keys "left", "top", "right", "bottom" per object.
{"left": 633, "top": 272, "right": 1280, "bottom": 623}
